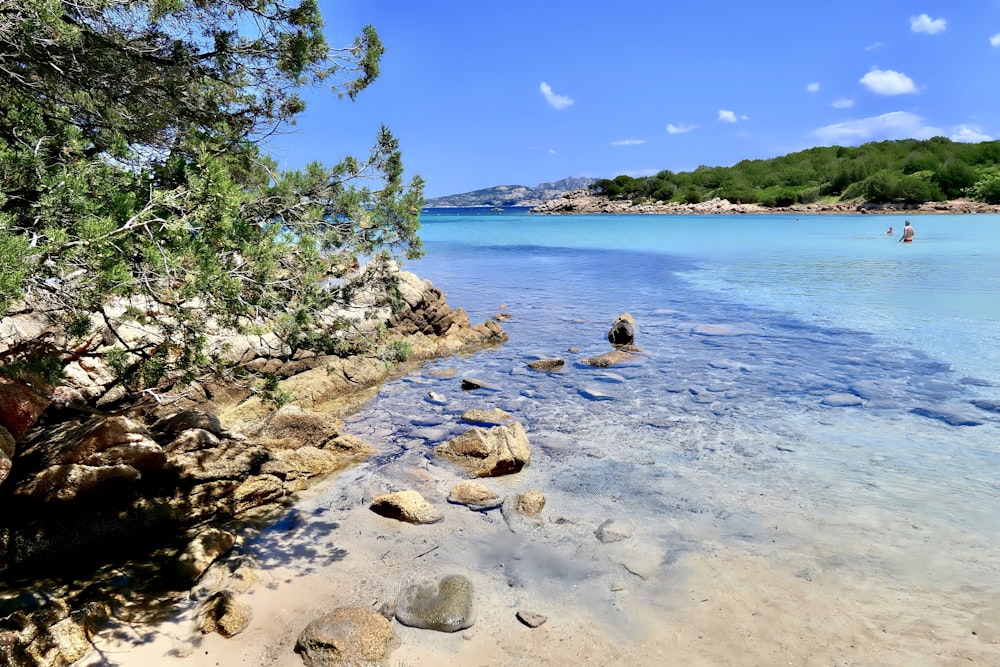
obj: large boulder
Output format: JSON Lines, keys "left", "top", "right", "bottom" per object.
{"left": 296, "top": 606, "right": 399, "bottom": 667}
{"left": 434, "top": 422, "right": 531, "bottom": 477}
{"left": 0, "top": 377, "right": 51, "bottom": 442}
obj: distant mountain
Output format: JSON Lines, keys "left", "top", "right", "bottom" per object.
{"left": 423, "top": 177, "right": 597, "bottom": 208}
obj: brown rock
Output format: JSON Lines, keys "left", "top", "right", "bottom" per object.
{"left": 198, "top": 590, "right": 251, "bottom": 638}
{"left": 260, "top": 445, "right": 344, "bottom": 481}
{"left": 174, "top": 527, "right": 237, "bottom": 586}
{"left": 13, "top": 463, "right": 141, "bottom": 503}
{"left": 460, "top": 408, "right": 513, "bottom": 425}
{"left": 515, "top": 489, "right": 546, "bottom": 516}
{"left": 370, "top": 490, "right": 443, "bottom": 524}
{"left": 581, "top": 350, "right": 635, "bottom": 368}
{"left": 527, "top": 358, "right": 565, "bottom": 371}
{"left": 296, "top": 606, "right": 399, "bottom": 667}
{"left": 0, "top": 376, "right": 51, "bottom": 441}
{"left": 447, "top": 481, "right": 502, "bottom": 510}
{"left": 434, "top": 422, "right": 531, "bottom": 477}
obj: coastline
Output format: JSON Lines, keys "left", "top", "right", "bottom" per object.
{"left": 529, "top": 190, "right": 1000, "bottom": 215}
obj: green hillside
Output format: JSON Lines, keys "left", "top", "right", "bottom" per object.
{"left": 590, "top": 138, "right": 1000, "bottom": 207}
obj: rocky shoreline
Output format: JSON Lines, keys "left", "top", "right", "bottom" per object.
{"left": 0, "top": 267, "right": 509, "bottom": 666}
{"left": 529, "top": 189, "right": 1000, "bottom": 215}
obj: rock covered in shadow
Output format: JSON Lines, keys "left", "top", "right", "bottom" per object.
{"left": 607, "top": 313, "right": 636, "bottom": 347}
{"left": 197, "top": 590, "right": 250, "bottom": 638}
{"left": 370, "top": 490, "right": 443, "bottom": 524}
{"left": 172, "top": 527, "right": 236, "bottom": 586}
{"left": 394, "top": 574, "right": 476, "bottom": 633}
{"left": 434, "top": 422, "right": 531, "bottom": 477}
{"left": 296, "top": 606, "right": 399, "bottom": 666}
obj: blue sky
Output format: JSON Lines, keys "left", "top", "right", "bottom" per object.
{"left": 265, "top": 1, "right": 1000, "bottom": 198}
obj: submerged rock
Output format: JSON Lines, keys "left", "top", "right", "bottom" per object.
{"left": 527, "top": 358, "right": 565, "bottom": 371}
{"left": 910, "top": 406, "right": 983, "bottom": 426}
{"left": 395, "top": 574, "right": 476, "bottom": 633}
{"left": 460, "top": 408, "right": 513, "bottom": 426}
{"left": 581, "top": 349, "right": 639, "bottom": 368}
{"left": 595, "top": 519, "right": 633, "bottom": 544}
{"left": 501, "top": 490, "right": 545, "bottom": 533}
{"left": 296, "top": 606, "right": 399, "bottom": 667}
{"left": 820, "top": 393, "right": 864, "bottom": 407}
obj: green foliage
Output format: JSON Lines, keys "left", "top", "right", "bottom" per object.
{"left": 968, "top": 171, "right": 1000, "bottom": 204}
{"left": 590, "top": 138, "right": 1000, "bottom": 209}
{"left": 380, "top": 339, "right": 413, "bottom": 366}
{"left": 0, "top": 0, "right": 423, "bottom": 398}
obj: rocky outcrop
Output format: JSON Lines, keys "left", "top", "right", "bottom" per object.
{"left": 531, "top": 191, "right": 1000, "bottom": 215}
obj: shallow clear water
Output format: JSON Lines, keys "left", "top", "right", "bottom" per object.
{"left": 349, "top": 210, "right": 1000, "bottom": 593}
{"left": 165, "top": 210, "right": 1000, "bottom": 663}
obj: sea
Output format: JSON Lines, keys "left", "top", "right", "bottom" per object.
{"left": 88, "top": 207, "right": 1000, "bottom": 664}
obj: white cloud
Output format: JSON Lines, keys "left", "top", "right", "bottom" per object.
{"left": 666, "top": 123, "right": 697, "bottom": 134}
{"left": 865, "top": 42, "right": 884, "bottom": 51}
{"left": 718, "top": 109, "right": 738, "bottom": 123}
{"left": 860, "top": 69, "right": 918, "bottom": 95}
{"left": 832, "top": 97, "right": 855, "bottom": 109}
{"left": 814, "top": 111, "right": 941, "bottom": 144}
{"left": 611, "top": 139, "right": 646, "bottom": 146}
{"left": 807, "top": 82, "right": 820, "bottom": 93}
{"left": 539, "top": 82, "right": 574, "bottom": 110}
{"left": 910, "top": 14, "right": 946, "bottom": 34}
{"left": 950, "top": 125, "right": 993, "bottom": 142}
{"left": 991, "top": 33, "right": 1000, "bottom": 47}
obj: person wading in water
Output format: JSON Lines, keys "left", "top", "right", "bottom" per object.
{"left": 900, "top": 220, "right": 914, "bottom": 243}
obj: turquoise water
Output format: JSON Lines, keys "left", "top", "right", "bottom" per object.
{"left": 75, "top": 209, "right": 1000, "bottom": 663}
{"left": 122, "top": 209, "right": 998, "bottom": 664}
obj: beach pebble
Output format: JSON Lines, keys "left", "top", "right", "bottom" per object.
{"left": 595, "top": 519, "right": 632, "bottom": 544}
{"left": 820, "top": 393, "right": 864, "bottom": 407}
{"left": 516, "top": 610, "right": 548, "bottom": 628}
{"left": 395, "top": 575, "right": 476, "bottom": 633}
